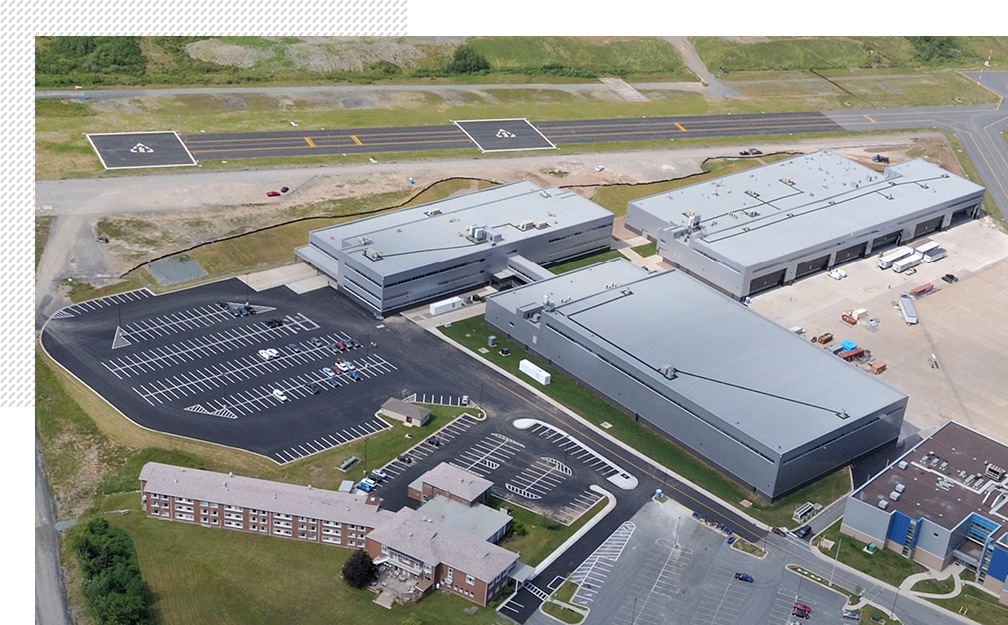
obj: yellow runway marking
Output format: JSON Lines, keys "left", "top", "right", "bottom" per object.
{"left": 303, "top": 137, "right": 316, "bottom": 148}
{"left": 351, "top": 135, "right": 363, "bottom": 146}
{"left": 863, "top": 115, "right": 877, "bottom": 124}
{"left": 674, "top": 122, "right": 687, "bottom": 132}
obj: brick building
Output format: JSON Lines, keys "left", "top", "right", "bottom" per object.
{"left": 139, "top": 462, "right": 392, "bottom": 548}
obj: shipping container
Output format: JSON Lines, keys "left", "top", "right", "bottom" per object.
{"left": 909, "top": 283, "right": 934, "bottom": 298}
{"left": 519, "top": 359, "right": 551, "bottom": 385}
{"left": 913, "top": 241, "right": 940, "bottom": 255}
{"left": 923, "top": 247, "right": 947, "bottom": 263}
{"left": 838, "top": 347, "right": 865, "bottom": 361}
{"left": 429, "top": 296, "right": 463, "bottom": 316}
{"left": 816, "top": 332, "right": 833, "bottom": 344}
{"left": 841, "top": 314, "right": 857, "bottom": 326}
{"left": 878, "top": 246, "right": 913, "bottom": 269}
{"left": 892, "top": 253, "right": 924, "bottom": 273}
{"left": 870, "top": 362, "right": 887, "bottom": 375}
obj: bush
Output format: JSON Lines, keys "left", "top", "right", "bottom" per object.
{"left": 69, "top": 517, "right": 151, "bottom": 625}
{"left": 907, "top": 37, "right": 974, "bottom": 64}
{"left": 341, "top": 549, "right": 379, "bottom": 588}
{"left": 445, "top": 44, "right": 490, "bottom": 74}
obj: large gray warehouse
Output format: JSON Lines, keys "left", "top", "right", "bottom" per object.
{"left": 485, "top": 259, "right": 908, "bottom": 500}
{"left": 296, "top": 181, "right": 613, "bottom": 315}
{"left": 626, "top": 150, "right": 986, "bottom": 299}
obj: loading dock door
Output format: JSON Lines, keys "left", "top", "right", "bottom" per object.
{"left": 914, "top": 216, "right": 944, "bottom": 238}
{"left": 834, "top": 242, "right": 867, "bottom": 265}
{"left": 871, "top": 231, "right": 901, "bottom": 250}
{"left": 748, "top": 268, "right": 786, "bottom": 294}
{"left": 795, "top": 255, "right": 830, "bottom": 278}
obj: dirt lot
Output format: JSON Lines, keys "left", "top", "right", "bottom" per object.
{"left": 749, "top": 218, "right": 1008, "bottom": 442}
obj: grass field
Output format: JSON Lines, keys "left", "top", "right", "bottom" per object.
{"left": 945, "top": 132, "right": 1005, "bottom": 228}
{"left": 541, "top": 601, "right": 584, "bottom": 624}
{"left": 548, "top": 249, "right": 623, "bottom": 274}
{"left": 438, "top": 316, "right": 853, "bottom": 528}
{"left": 492, "top": 496, "right": 607, "bottom": 567}
{"left": 814, "top": 520, "right": 925, "bottom": 589}
{"left": 911, "top": 576, "right": 956, "bottom": 595}
{"left": 929, "top": 584, "right": 1008, "bottom": 625}
{"left": 94, "top": 493, "right": 511, "bottom": 625}
{"left": 631, "top": 242, "right": 657, "bottom": 257}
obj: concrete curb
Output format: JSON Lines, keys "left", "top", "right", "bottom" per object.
{"left": 426, "top": 325, "right": 774, "bottom": 533}
{"left": 534, "top": 485, "right": 616, "bottom": 577}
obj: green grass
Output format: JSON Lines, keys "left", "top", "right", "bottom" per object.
{"left": 548, "top": 249, "right": 623, "bottom": 274}
{"left": 819, "top": 520, "right": 925, "bottom": 588}
{"left": 62, "top": 276, "right": 146, "bottom": 303}
{"left": 730, "top": 537, "right": 766, "bottom": 557}
{"left": 492, "top": 496, "right": 606, "bottom": 567}
{"left": 36, "top": 216, "right": 57, "bottom": 268}
{"left": 929, "top": 584, "right": 1008, "bottom": 625}
{"left": 631, "top": 242, "right": 657, "bottom": 257}
{"left": 96, "top": 492, "right": 509, "bottom": 625}
{"left": 911, "top": 576, "right": 956, "bottom": 595}
{"left": 35, "top": 99, "right": 96, "bottom": 117}
{"left": 541, "top": 601, "right": 585, "bottom": 624}
{"left": 439, "top": 316, "right": 852, "bottom": 527}
{"left": 946, "top": 132, "right": 1005, "bottom": 228}
{"left": 553, "top": 580, "right": 577, "bottom": 603}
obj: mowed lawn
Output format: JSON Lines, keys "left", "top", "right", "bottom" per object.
{"left": 104, "top": 495, "right": 507, "bottom": 625}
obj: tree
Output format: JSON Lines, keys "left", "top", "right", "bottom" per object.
{"left": 445, "top": 44, "right": 490, "bottom": 74}
{"left": 341, "top": 549, "right": 379, "bottom": 589}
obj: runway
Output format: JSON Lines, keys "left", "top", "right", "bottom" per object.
{"left": 179, "top": 111, "right": 845, "bottom": 160}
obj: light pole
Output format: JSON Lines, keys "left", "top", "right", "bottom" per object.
{"left": 245, "top": 274, "right": 250, "bottom": 306}
{"left": 829, "top": 538, "right": 842, "bottom": 587}
{"left": 366, "top": 332, "right": 371, "bottom": 358}
{"left": 478, "top": 382, "right": 485, "bottom": 410}
{"left": 890, "top": 587, "right": 900, "bottom": 621}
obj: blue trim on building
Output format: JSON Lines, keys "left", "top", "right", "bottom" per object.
{"left": 888, "top": 511, "right": 912, "bottom": 544}
{"left": 988, "top": 546, "right": 1008, "bottom": 583}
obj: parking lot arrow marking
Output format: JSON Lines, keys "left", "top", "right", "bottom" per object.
{"left": 496, "top": 128, "right": 516, "bottom": 138}
{"left": 129, "top": 143, "right": 154, "bottom": 153}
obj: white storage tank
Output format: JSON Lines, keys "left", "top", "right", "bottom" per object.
{"left": 519, "top": 359, "right": 552, "bottom": 385}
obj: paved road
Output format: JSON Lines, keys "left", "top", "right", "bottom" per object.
{"left": 179, "top": 111, "right": 844, "bottom": 160}
{"left": 35, "top": 437, "right": 72, "bottom": 625}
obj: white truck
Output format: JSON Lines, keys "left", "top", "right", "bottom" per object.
{"left": 923, "top": 247, "right": 947, "bottom": 262}
{"left": 878, "top": 246, "right": 912, "bottom": 269}
{"left": 892, "top": 252, "right": 924, "bottom": 273}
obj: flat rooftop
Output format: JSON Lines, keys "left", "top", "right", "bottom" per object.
{"left": 630, "top": 151, "right": 985, "bottom": 267}
{"left": 416, "top": 495, "right": 512, "bottom": 543}
{"left": 545, "top": 264, "right": 908, "bottom": 454}
{"left": 856, "top": 422, "right": 1008, "bottom": 533}
{"left": 309, "top": 180, "right": 613, "bottom": 277}
{"left": 409, "top": 462, "right": 493, "bottom": 503}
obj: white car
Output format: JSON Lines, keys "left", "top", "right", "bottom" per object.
{"left": 828, "top": 268, "right": 847, "bottom": 280}
{"left": 258, "top": 348, "right": 279, "bottom": 360}
{"left": 272, "top": 389, "right": 288, "bottom": 402}
{"left": 321, "top": 367, "right": 335, "bottom": 378}
{"left": 335, "top": 361, "right": 350, "bottom": 373}
{"left": 595, "top": 165, "right": 605, "bottom": 172}
{"left": 346, "top": 361, "right": 356, "bottom": 371}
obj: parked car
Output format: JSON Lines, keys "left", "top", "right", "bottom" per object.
{"left": 96, "top": 236, "right": 109, "bottom": 243}
{"left": 792, "top": 606, "right": 810, "bottom": 619}
{"left": 280, "top": 186, "right": 290, "bottom": 193}
{"left": 734, "top": 573, "right": 754, "bottom": 583}
{"left": 370, "top": 468, "right": 388, "bottom": 482}
{"left": 427, "top": 437, "right": 441, "bottom": 447}
{"left": 335, "top": 360, "right": 350, "bottom": 373}
{"left": 216, "top": 301, "right": 230, "bottom": 310}
{"left": 307, "top": 382, "right": 322, "bottom": 394}
{"left": 321, "top": 367, "right": 335, "bottom": 378}
{"left": 348, "top": 370, "right": 361, "bottom": 381}
{"left": 266, "top": 190, "right": 281, "bottom": 197}
{"left": 772, "top": 527, "right": 787, "bottom": 537}
{"left": 794, "top": 526, "right": 812, "bottom": 539}
{"left": 942, "top": 273, "right": 959, "bottom": 283}
{"left": 397, "top": 455, "right": 412, "bottom": 464}
{"left": 842, "top": 610, "right": 860, "bottom": 620}
{"left": 265, "top": 318, "right": 283, "bottom": 328}
{"left": 740, "top": 149, "right": 752, "bottom": 156}
{"left": 904, "top": 267, "right": 917, "bottom": 275}
{"left": 287, "top": 343, "right": 301, "bottom": 352}
{"left": 828, "top": 268, "right": 847, "bottom": 280}
{"left": 258, "top": 348, "right": 279, "bottom": 360}
{"left": 793, "top": 602, "right": 812, "bottom": 614}
{"left": 309, "top": 336, "right": 325, "bottom": 347}
{"left": 333, "top": 340, "right": 346, "bottom": 351}
{"left": 272, "top": 389, "right": 288, "bottom": 402}
{"left": 346, "top": 361, "right": 356, "bottom": 370}
{"left": 595, "top": 165, "right": 605, "bottom": 172}
{"left": 356, "top": 480, "right": 375, "bottom": 493}
{"left": 348, "top": 339, "right": 362, "bottom": 349}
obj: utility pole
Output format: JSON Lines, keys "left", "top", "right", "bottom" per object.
{"left": 245, "top": 274, "right": 250, "bottom": 306}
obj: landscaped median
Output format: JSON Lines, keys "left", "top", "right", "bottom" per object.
{"left": 437, "top": 315, "right": 852, "bottom": 528}
{"left": 540, "top": 580, "right": 587, "bottom": 624}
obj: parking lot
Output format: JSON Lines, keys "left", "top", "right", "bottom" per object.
{"left": 42, "top": 278, "right": 473, "bottom": 462}
{"left": 749, "top": 218, "right": 1008, "bottom": 440}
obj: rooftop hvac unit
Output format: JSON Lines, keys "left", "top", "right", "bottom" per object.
{"left": 363, "top": 248, "right": 382, "bottom": 261}
{"left": 895, "top": 483, "right": 906, "bottom": 493}
{"left": 688, "top": 213, "right": 701, "bottom": 229}
{"left": 898, "top": 461, "right": 909, "bottom": 470}
{"left": 467, "top": 225, "right": 486, "bottom": 241}
{"left": 878, "top": 499, "right": 889, "bottom": 510}
{"left": 939, "top": 461, "right": 949, "bottom": 471}
{"left": 986, "top": 464, "right": 1006, "bottom": 481}
{"left": 540, "top": 190, "right": 551, "bottom": 198}
{"left": 658, "top": 364, "right": 677, "bottom": 380}
{"left": 976, "top": 479, "right": 986, "bottom": 490}
{"left": 535, "top": 221, "right": 549, "bottom": 229}
{"left": 358, "top": 236, "right": 372, "bottom": 245}
{"left": 424, "top": 208, "right": 442, "bottom": 217}
{"left": 517, "top": 219, "right": 535, "bottom": 231}
{"left": 889, "top": 491, "right": 901, "bottom": 501}
{"left": 966, "top": 474, "right": 977, "bottom": 486}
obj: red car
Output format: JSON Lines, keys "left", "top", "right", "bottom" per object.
{"left": 333, "top": 341, "right": 346, "bottom": 351}
{"left": 266, "top": 190, "right": 281, "bottom": 197}
{"left": 793, "top": 602, "right": 812, "bottom": 614}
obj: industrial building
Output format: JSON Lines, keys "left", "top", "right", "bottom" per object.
{"left": 295, "top": 180, "right": 614, "bottom": 315}
{"left": 485, "top": 259, "right": 908, "bottom": 500}
{"left": 841, "top": 422, "right": 1008, "bottom": 605}
{"left": 626, "top": 150, "right": 986, "bottom": 299}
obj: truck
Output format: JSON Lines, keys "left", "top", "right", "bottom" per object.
{"left": 892, "top": 253, "right": 924, "bottom": 273}
{"left": 923, "top": 247, "right": 947, "bottom": 263}
{"left": 913, "top": 240, "right": 939, "bottom": 255}
{"left": 878, "top": 246, "right": 912, "bottom": 269}
{"left": 909, "top": 283, "right": 934, "bottom": 298}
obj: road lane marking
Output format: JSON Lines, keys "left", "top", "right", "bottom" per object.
{"left": 863, "top": 115, "right": 877, "bottom": 123}
{"left": 304, "top": 137, "right": 316, "bottom": 148}
{"left": 351, "top": 135, "right": 363, "bottom": 146}
{"left": 674, "top": 122, "right": 687, "bottom": 132}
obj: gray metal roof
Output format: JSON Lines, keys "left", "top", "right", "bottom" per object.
{"left": 630, "top": 151, "right": 985, "bottom": 267}
{"left": 488, "top": 257, "right": 650, "bottom": 315}
{"left": 138, "top": 462, "right": 391, "bottom": 527}
{"left": 366, "top": 507, "right": 518, "bottom": 581}
{"left": 547, "top": 265, "right": 907, "bottom": 453}
{"left": 410, "top": 462, "right": 493, "bottom": 503}
{"left": 381, "top": 397, "right": 431, "bottom": 421}
{"left": 308, "top": 180, "right": 613, "bottom": 277}
{"left": 416, "top": 495, "right": 512, "bottom": 542}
